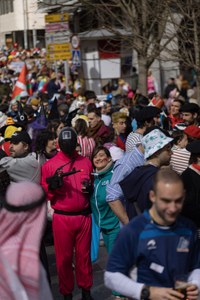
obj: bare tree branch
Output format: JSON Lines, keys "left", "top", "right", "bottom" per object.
{"left": 80, "top": 0, "right": 177, "bottom": 94}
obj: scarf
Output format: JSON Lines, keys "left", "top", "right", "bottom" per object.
{"left": 87, "top": 120, "right": 104, "bottom": 139}
{"left": 95, "top": 160, "right": 113, "bottom": 174}
{"left": 0, "top": 181, "right": 51, "bottom": 300}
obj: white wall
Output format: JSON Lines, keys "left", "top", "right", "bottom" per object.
{"left": 27, "top": 0, "right": 45, "bottom": 30}
{"left": 81, "top": 40, "right": 121, "bottom": 94}
{"left": 0, "top": 0, "right": 45, "bottom": 45}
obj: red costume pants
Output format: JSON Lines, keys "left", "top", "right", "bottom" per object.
{"left": 52, "top": 213, "right": 93, "bottom": 295}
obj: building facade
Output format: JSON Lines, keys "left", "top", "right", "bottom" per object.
{"left": 0, "top": 0, "right": 46, "bottom": 49}
{"left": 0, "top": 0, "right": 181, "bottom": 95}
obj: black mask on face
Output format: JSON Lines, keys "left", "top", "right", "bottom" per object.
{"left": 58, "top": 127, "right": 77, "bottom": 156}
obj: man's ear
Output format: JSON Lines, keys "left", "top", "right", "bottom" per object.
{"left": 149, "top": 190, "right": 156, "bottom": 204}
{"left": 24, "top": 143, "right": 29, "bottom": 151}
{"left": 193, "top": 112, "right": 198, "bottom": 120}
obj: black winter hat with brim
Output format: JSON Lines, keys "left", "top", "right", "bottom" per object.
{"left": 10, "top": 131, "right": 32, "bottom": 145}
{"left": 181, "top": 103, "right": 199, "bottom": 114}
{"left": 135, "top": 106, "right": 161, "bottom": 122}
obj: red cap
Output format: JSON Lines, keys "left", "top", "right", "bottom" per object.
{"left": 184, "top": 125, "right": 200, "bottom": 139}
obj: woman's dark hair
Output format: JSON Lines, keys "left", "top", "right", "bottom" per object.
{"left": 171, "top": 130, "right": 186, "bottom": 146}
{"left": 46, "top": 119, "right": 63, "bottom": 136}
{"left": 74, "top": 118, "right": 88, "bottom": 137}
{"left": 35, "top": 129, "right": 56, "bottom": 153}
{"left": 91, "top": 145, "right": 111, "bottom": 166}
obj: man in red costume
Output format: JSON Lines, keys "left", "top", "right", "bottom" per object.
{"left": 41, "top": 127, "right": 93, "bottom": 300}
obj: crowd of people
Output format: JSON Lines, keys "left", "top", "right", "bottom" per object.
{"left": 1, "top": 56, "right": 200, "bottom": 300}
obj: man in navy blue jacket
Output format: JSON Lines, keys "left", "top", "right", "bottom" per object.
{"left": 119, "top": 128, "right": 173, "bottom": 219}
{"left": 105, "top": 169, "right": 200, "bottom": 300}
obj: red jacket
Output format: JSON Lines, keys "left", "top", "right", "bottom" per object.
{"left": 116, "top": 135, "right": 126, "bottom": 151}
{"left": 41, "top": 151, "right": 93, "bottom": 212}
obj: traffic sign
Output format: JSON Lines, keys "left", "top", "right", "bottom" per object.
{"left": 45, "top": 13, "right": 69, "bottom": 23}
{"left": 45, "top": 22, "right": 69, "bottom": 33}
{"left": 45, "top": 34, "right": 70, "bottom": 45}
{"left": 47, "top": 43, "right": 71, "bottom": 52}
{"left": 71, "top": 35, "right": 80, "bottom": 49}
{"left": 46, "top": 52, "right": 72, "bottom": 61}
{"left": 72, "top": 49, "right": 81, "bottom": 66}
{"left": 45, "top": 14, "right": 71, "bottom": 60}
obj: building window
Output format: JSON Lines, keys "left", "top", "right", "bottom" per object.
{"left": 4, "top": 0, "right": 8, "bottom": 13}
{"left": 8, "top": 0, "right": 14, "bottom": 13}
{"left": 0, "top": 0, "right": 14, "bottom": 15}
{"left": 0, "top": 0, "right": 3, "bottom": 15}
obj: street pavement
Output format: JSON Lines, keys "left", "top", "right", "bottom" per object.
{"left": 46, "top": 244, "right": 114, "bottom": 300}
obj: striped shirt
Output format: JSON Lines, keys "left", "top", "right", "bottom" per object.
{"left": 106, "top": 146, "right": 144, "bottom": 202}
{"left": 77, "top": 135, "right": 95, "bottom": 159}
{"left": 125, "top": 132, "right": 143, "bottom": 152}
{"left": 170, "top": 145, "right": 190, "bottom": 175}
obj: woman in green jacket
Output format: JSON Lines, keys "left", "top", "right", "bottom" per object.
{"left": 90, "top": 146, "right": 120, "bottom": 254}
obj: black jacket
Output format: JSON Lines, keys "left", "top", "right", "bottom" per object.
{"left": 120, "top": 165, "right": 158, "bottom": 219}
